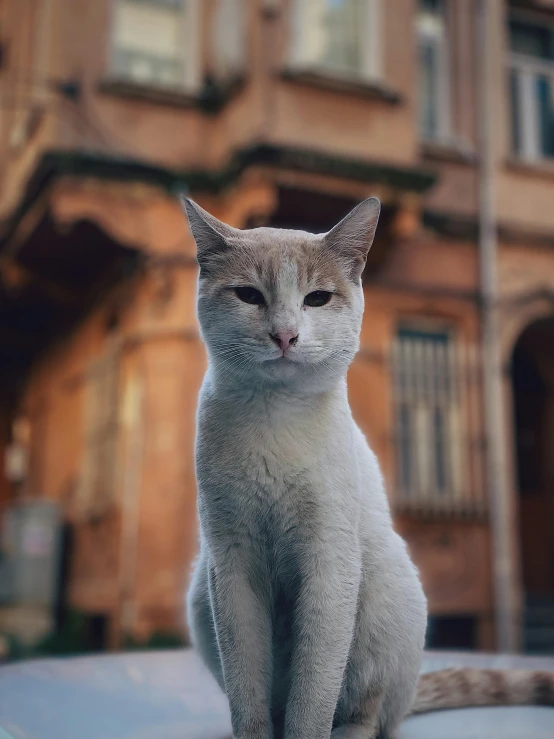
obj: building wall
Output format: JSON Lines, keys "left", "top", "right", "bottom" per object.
{"left": 2, "top": 0, "right": 554, "bottom": 649}
{"left": 1, "top": 0, "right": 421, "bottom": 223}
{"left": 0, "top": 175, "right": 283, "bottom": 643}
{"left": 353, "top": 271, "right": 493, "bottom": 647}
{"left": 14, "top": 262, "right": 204, "bottom": 643}
{"left": 3, "top": 1, "right": 554, "bottom": 233}
{"left": 0, "top": 164, "right": 493, "bottom": 645}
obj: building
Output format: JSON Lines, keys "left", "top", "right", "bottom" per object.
{"left": 0, "top": 0, "right": 553, "bottom": 653}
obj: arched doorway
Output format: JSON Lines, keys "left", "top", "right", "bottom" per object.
{"left": 511, "top": 315, "right": 554, "bottom": 653}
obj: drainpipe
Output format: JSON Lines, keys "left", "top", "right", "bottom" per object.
{"left": 477, "top": 0, "right": 518, "bottom": 652}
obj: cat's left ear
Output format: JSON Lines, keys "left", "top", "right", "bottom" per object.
{"left": 324, "top": 197, "right": 381, "bottom": 278}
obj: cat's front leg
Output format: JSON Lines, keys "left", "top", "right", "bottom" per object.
{"left": 208, "top": 555, "right": 273, "bottom": 739}
{"left": 283, "top": 538, "right": 361, "bottom": 739}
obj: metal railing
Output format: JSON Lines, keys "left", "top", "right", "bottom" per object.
{"left": 390, "top": 336, "right": 486, "bottom": 516}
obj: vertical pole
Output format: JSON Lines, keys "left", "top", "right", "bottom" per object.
{"left": 114, "top": 361, "right": 145, "bottom": 650}
{"left": 477, "top": 0, "right": 519, "bottom": 652}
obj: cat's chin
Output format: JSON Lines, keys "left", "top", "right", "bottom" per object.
{"left": 255, "top": 357, "right": 346, "bottom": 391}
{"left": 258, "top": 356, "right": 301, "bottom": 381}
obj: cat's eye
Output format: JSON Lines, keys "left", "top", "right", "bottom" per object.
{"left": 304, "top": 290, "right": 332, "bottom": 308}
{"left": 234, "top": 286, "right": 266, "bottom": 305}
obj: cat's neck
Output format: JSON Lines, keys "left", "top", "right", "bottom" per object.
{"left": 205, "top": 364, "right": 349, "bottom": 414}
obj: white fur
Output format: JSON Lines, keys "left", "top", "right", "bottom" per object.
{"left": 184, "top": 198, "right": 427, "bottom": 739}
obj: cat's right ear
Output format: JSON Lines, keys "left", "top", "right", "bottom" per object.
{"left": 323, "top": 197, "right": 381, "bottom": 279}
{"left": 181, "top": 197, "right": 236, "bottom": 271}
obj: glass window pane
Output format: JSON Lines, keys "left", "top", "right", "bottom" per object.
{"left": 418, "top": 0, "right": 445, "bottom": 36}
{"left": 420, "top": 0, "right": 442, "bottom": 13}
{"left": 417, "top": 0, "right": 446, "bottom": 140}
{"left": 510, "top": 69, "right": 522, "bottom": 156}
{"left": 509, "top": 19, "right": 554, "bottom": 61}
{"left": 419, "top": 41, "right": 438, "bottom": 138}
{"left": 113, "top": 0, "right": 186, "bottom": 86}
{"left": 537, "top": 74, "right": 554, "bottom": 158}
{"left": 320, "top": 0, "right": 363, "bottom": 74}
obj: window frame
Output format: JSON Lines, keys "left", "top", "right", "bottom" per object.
{"left": 289, "top": 0, "right": 382, "bottom": 83}
{"left": 508, "top": 11, "right": 554, "bottom": 163}
{"left": 417, "top": 0, "right": 452, "bottom": 143}
{"left": 107, "top": 0, "right": 201, "bottom": 93}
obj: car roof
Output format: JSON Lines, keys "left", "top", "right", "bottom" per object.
{"left": 0, "top": 649, "right": 553, "bottom": 739}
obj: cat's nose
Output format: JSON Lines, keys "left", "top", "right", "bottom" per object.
{"left": 270, "top": 331, "right": 299, "bottom": 353}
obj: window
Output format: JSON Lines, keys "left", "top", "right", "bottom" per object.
{"left": 417, "top": 0, "right": 450, "bottom": 141}
{"left": 509, "top": 16, "right": 554, "bottom": 162}
{"left": 211, "top": 0, "right": 246, "bottom": 81}
{"left": 110, "top": 0, "right": 200, "bottom": 91}
{"left": 392, "top": 326, "right": 465, "bottom": 510}
{"left": 290, "top": 0, "right": 381, "bottom": 81}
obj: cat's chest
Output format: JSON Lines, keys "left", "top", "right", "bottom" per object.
{"left": 198, "top": 418, "right": 355, "bottom": 538}
{"left": 204, "top": 409, "right": 339, "bottom": 487}
{"left": 202, "top": 422, "right": 323, "bottom": 503}
{"left": 196, "top": 388, "right": 360, "bottom": 541}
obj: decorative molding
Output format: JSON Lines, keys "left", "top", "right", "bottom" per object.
{"left": 424, "top": 209, "right": 554, "bottom": 249}
{"left": 281, "top": 68, "right": 402, "bottom": 104}
{"left": 97, "top": 74, "right": 245, "bottom": 115}
{"left": 242, "top": 144, "right": 436, "bottom": 193}
{"left": 0, "top": 147, "right": 438, "bottom": 254}
{"left": 421, "top": 140, "right": 478, "bottom": 165}
{"left": 422, "top": 211, "right": 479, "bottom": 242}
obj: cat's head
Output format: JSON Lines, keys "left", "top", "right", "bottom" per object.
{"left": 183, "top": 197, "right": 380, "bottom": 392}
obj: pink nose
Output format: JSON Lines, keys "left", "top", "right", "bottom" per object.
{"left": 270, "top": 331, "right": 299, "bottom": 353}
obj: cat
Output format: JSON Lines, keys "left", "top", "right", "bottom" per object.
{"left": 183, "top": 197, "right": 554, "bottom": 739}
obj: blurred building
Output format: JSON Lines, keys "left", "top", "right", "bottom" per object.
{"left": 0, "top": 0, "right": 553, "bottom": 654}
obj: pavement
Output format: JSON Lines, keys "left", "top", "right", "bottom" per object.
{"left": 0, "top": 649, "right": 553, "bottom": 738}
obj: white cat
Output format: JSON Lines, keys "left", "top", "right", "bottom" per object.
{"left": 184, "top": 197, "right": 426, "bottom": 739}
{"left": 183, "top": 197, "right": 553, "bottom": 739}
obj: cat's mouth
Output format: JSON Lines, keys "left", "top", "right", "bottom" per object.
{"left": 261, "top": 354, "right": 301, "bottom": 371}
{"left": 267, "top": 354, "right": 296, "bottom": 363}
